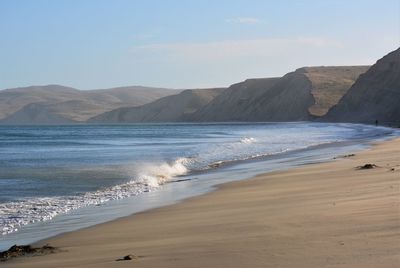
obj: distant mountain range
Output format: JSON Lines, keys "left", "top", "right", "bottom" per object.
{"left": 1, "top": 47, "right": 398, "bottom": 125}
{"left": 0, "top": 85, "right": 181, "bottom": 124}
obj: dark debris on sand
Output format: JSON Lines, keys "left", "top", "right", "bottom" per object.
{"left": 357, "top": 163, "right": 378, "bottom": 170}
{"left": 116, "top": 254, "right": 140, "bottom": 261}
{"left": 0, "top": 244, "right": 58, "bottom": 262}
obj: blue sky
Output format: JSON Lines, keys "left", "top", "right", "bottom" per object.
{"left": 1, "top": 0, "right": 399, "bottom": 89}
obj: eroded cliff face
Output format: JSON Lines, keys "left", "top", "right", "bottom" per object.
{"left": 325, "top": 48, "right": 400, "bottom": 124}
{"left": 246, "top": 70, "right": 316, "bottom": 121}
{"left": 189, "top": 66, "right": 367, "bottom": 122}
{"left": 301, "top": 66, "right": 370, "bottom": 116}
{"left": 188, "top": 78, "right": 280, "bottom": 121}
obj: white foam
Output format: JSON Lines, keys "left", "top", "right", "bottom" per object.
{"left": 0, "top": 158, "right": 190, "bottom": 235}
{"left": 240, "top": 137, "right": 257, "bottom": 144}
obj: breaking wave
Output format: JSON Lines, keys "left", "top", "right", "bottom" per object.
{"left": 0, "top": 158, "right": 190, "bottom": 235}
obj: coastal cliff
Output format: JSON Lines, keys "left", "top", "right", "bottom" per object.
{"left": 189, "top": 66, "right": 368, "bottom": 122}
{"left": 325, "top": 48, "right": 400, "bottom": 124}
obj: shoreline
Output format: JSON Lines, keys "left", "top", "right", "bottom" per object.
{"left": 3, "top": 137, "right": 400, "bottom": 267}
{"left": 1, "top": 129, "right": 382, "bottom": 250}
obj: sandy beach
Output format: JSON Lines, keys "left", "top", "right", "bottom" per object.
{"left": 3, "top": 138, "right": 400, "bottom": 268}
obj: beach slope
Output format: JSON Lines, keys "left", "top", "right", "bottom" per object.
{"left": 4, "top": 138, "right": 400, "bottom": 268}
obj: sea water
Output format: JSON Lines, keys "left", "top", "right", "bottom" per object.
{"left": 0, "top": 122, "right": 397, "bottom": 249}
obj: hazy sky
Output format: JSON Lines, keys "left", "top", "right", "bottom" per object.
{"left": 1, "top": 0, "right": 399, "bottom": 89}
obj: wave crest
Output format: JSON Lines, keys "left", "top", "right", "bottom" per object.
{"left": 135, "top": 157, "right": 189, "bottom": 187}
{"left": 0, "top": 158, "right": 192, "bottom": 235}
{"left": 240, "top": 137, "right": 257, "bottom": 144}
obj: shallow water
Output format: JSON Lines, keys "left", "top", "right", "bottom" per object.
{"left": 0, "top": 122, "right": 397, "bottom": 249}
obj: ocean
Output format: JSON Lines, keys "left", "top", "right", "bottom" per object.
{"left": 0, "top": 122, "right": 397, "bottom": 250}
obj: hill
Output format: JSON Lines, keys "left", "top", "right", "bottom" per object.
{"left": 325, "top": 48, "right": 400, "bottom": 125}
{"left": 0, "top": 85, "right": 180, "bottom": 124}
{"left": 88, "top": 88, "right": 224, "bottom": 123}
{"left": 189, "top": 66, "right": 368, "bottom": 122}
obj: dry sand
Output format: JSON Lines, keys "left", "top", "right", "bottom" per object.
{"left": 3, "top": 138, "right": 400, "bottom": 268}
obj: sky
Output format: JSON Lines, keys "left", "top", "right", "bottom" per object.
{"left": 0, "top": 0, "right": 399, "bottom": 90}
